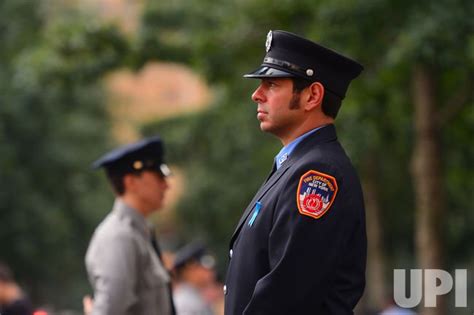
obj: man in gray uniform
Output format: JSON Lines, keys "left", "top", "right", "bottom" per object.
{"left": 172, "top": 242, "right": 216, "bottom": 315}
{"left": 85, "top": 136, "right": 175, "bottom": 315}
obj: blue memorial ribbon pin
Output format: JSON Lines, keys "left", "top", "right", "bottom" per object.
{"left": 248, "top": 201, "right": 262, "bottom": 227}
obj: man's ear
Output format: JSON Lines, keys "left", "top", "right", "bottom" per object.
{"left": 304, "top": 82, "right": 324, "bottom": 111}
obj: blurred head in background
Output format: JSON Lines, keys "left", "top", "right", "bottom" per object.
{"left": 0, "top": 262, "right": 33, "bottom": 315}
{"left": 93, "top": 136, "right": 171, "bottom": 217}
{"left": 172, "top": 242, "right": 216, "bottom": 289}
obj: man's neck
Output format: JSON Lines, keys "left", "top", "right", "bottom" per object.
{"left": 120, "top": 195, "right": 150, "bottom": 217}
{"left": 280, "top": 119, "right": 333, "bottom": 146}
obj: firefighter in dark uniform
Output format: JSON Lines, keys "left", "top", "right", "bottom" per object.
{"left": 224, "top": 30, "right": 367, "bottom": 315}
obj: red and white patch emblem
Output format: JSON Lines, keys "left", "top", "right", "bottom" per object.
{"left": 296, "top": 170, "right": 338, "bottom": 219}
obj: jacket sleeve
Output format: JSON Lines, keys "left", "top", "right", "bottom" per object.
{"left": 243, "top": 163, "right": 357, "bottom": 314}
{"left": 88, "top": 232, "right": 139, "bottom": 315}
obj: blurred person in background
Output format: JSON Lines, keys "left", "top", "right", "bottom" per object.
{"left": 380, "top": 304, "right": 417, "bottom": 315}
{"left": 380, "top": 296, "right": 417, "bottom": 315}
{"left": 84, "top": 136, "right": 175, "bottom": 315}
{"left": 0, "top": 262, "right": 33, "bottom": 315}
{"left": 172, "top": 242, "right": 217, "bottom": 315}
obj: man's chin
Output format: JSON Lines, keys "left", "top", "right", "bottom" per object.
{"left": 147, "top": 204, "right": 163, "bottom": 215}
{"left": 259, "top": 122, "right": 271, "bottom": 132}
{"left": 260, "top": 124, "right": 279, "bottom": 137}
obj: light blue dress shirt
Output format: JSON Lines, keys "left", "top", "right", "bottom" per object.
{"left": 274, "top": 125, "right": 327, "bottom": 169}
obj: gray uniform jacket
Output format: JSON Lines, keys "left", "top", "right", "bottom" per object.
{"left": 173, "top": 283, "right": 214, "bottom": 315}
{"left": 85, "top": 199, "right": 172, "bottom": 315}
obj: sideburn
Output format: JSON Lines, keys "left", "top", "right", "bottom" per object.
{"left": 289, "top": 91, "right": 301, "bottom": 110}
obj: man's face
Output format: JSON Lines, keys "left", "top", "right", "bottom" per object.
{"left": 251, "top": 78, "right": 304, "bottom": 139}
{"left": 131, "top": 170, "right": 169, "bottom": 214}
{"left": 182, "top": 262, "right": 216, "bottom": 289}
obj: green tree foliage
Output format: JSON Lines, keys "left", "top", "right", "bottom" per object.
{"left": 0, "top": 0, "right": 471, "bottom": 311}
{"left": 0, "top": 2, "right": 130, "bottom": 308}
{"left": 317, "top": 0, "right": 474, "bottom": 263}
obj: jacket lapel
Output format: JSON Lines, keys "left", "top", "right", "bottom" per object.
{"left": 230, "top": 162, "right": 292, "bottom": 244}
{"left": 229, "top": 124, "right": 338, "bottom": 245}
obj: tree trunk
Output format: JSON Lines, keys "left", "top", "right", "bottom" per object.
{"left": 411, "top": 65, "right": 445, "bottom": 315}
{"left": 363, "top": 156, "right": 387, "bottom": 311}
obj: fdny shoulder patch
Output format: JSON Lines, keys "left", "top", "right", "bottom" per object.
{"left": 296, "top": 170, "right": 338, "bottom": 219}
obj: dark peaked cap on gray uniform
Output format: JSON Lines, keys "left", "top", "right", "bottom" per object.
{"left": 244, "top": 30, "right": 363, "bottom": 99}
{"left": 92, "top": 136, "right": 171, "bottom": 177}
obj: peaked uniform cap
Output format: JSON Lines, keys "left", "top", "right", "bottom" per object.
{"left": 92, "top": 136, "right": 171, "bottom": 177}
{"left": 244, "top": 30, "right": 364, "bottom": 99}
{"left": 173, "top": 242, "right": 215, "bottom": 271}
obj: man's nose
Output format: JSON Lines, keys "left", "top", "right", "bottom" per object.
{"left": 251, "top": 84, "right": 265, "bottom": 103}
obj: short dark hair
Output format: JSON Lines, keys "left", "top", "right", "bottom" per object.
{"left": 291, "top": 78, "right": 342, "bottom": 119}
{"left": 0, "top": 262, "right": 13, "bottom": 283}
{"left": 106, "top": 169, "right": 146, "bottom": 196}
{"left": 105, "top": 171, "right": 126, "bottom": 196}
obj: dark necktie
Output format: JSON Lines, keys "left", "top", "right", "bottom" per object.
{"left": 150, "top": 232, "right": 163, "bottom": 260}
{"left": 264, "top": 161, "right": 277, "bottom": 183}
{"left": 150, "top": 229, "right": 176, "bottom": 315}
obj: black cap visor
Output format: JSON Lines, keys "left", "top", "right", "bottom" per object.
{"left": 243, "top": 66, "right": 296, "bottom": 79}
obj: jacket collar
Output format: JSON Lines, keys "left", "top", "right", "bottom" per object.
{"left": 287, "top": 124, "right": 337, "bottom": 162}
{"left": 113, "top": 198, "right": 150, "bottom": 239}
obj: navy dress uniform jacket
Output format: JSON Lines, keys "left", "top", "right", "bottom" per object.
{"left": 224, "top": 124, "right": 367, "bottom": 315}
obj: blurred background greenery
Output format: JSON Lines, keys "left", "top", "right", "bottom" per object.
{"left": 0, "top": 0, "right": 472, "bottom": 314}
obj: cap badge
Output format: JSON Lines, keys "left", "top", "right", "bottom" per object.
{"left": 133, "top": 160, "right": 143, "bottom": 170}
{"left": 265, "top": 30, "right": 273, "bottom": 52}
{"left": 306, "top": 69, "right": 314, "bottom": 76}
